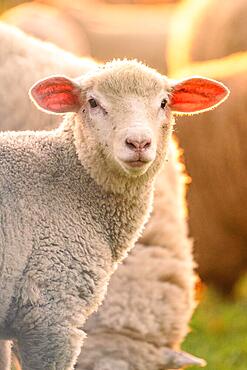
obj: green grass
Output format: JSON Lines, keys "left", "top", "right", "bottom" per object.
{"left": 183, "top": 278, "right": 247, "bottom": 370}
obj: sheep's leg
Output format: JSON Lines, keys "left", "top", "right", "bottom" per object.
{"left": 0, "top": 340, "right": 11, "bottom": 370}
{"left": 17, "top": 325, "right": 85, "bottom": 370}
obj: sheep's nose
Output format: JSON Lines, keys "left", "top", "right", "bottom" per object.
{"left": 125, "top": 137, "right": 151, "bottom": 152}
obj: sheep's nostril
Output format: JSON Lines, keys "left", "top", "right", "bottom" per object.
{"left": 125, "top": 138, "right": 152, "bottom": 151}
{"left": 125, "top": 138, "right": 138, "bottom": 151}
{"left": 142, "top": 138, "right": 151, "bottom": 150}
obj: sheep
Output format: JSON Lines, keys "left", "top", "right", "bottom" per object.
{"left": 0, "top": 58, "right": 229, "bottom": 369}
{"left": 167, "top": 0, "right": 247, "bottom": 293}
{"left": 0, "top": 21, "right": 97, "bottom": 131}
{"left": 2, "top": 2, "right": 90, "bottom": 56}
{"left": 0, "top": 23, "right": 200, "bottom": 369}
{"left": 168, "top": 0, "right": 247, "bottom": 75}
{"left": 1, "top": 0, "right": 176, "bottom": 74}
{"left": 186, "top": 0, "right": 247, "bottom": 62}
{"left": 171, "top": 53, "right": 247, "bottom": 294}
{"left": 0, "top": 24, "right": 201, "bottom": 368}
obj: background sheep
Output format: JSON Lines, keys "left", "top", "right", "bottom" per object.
{"left": 1, "top": 0, "right": 177, "bottom": 73}
{"left": 1, "top": 2, "right": 90, "bottom": 56}
{"left": 172, "top": 53, "right": 247, "bottom": 294}
{"left": 164, "top": 0, "right": 247, "bottom": 293}
{"left": 187, "top": 0, "right": 247, "bottom": 62}
{"left": 168, "top": 0, "right": 247, "bottom": 75}
{"left": 0, "top": 22, "right": 97, "bottom": 131}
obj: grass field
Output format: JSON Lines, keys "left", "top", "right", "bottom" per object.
{"left": 183, "top": 277, "right": 247, "bottom": 370}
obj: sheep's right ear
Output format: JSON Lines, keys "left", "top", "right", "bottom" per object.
{"left": 29, "top": 76, "right": 82, "bottom": 114}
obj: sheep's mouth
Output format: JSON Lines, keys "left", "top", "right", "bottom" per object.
{"left": 118, "top": 158, "right": 153, "bottom": 177}
{"left": 124, "top": 159, "right": 148, "bottom": 168}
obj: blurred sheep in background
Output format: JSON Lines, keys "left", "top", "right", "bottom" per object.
{"left": 0, "top": 21, "right": 97, "bottom": 131}
{"left": 173, "top": 54, "right": 247, "bottom": 294}
{"left": 2, "top": 0, "right": 178, "bottom": 73}
{"left": 168, "top": 0, "right": 247, "bottom": 74}
{"left": 1, "top": 2, "right": 90, "bottom": 55}
{"left": 167, "top": 0, "right": 247, "bottom": 294}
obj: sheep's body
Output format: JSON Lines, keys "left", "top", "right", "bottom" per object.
{"left": 0, "top": 21, "right": 96, "bottom": 131}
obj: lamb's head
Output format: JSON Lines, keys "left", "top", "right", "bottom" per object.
{"left": 30, "top": 60, "right": 229, "bottom": 191}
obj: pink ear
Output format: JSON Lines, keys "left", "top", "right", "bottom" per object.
{"left": 170, "top": 77, "right": 230, "bottom": 114}
{"left": 29, "top": 76, "right": 81, "bottom": 114}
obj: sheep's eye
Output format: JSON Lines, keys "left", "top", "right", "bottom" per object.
{"left": 161, "top": 99, "right": 167, "bottom": 109}
{"left": 89, "top": 98, "right": 98, "bottom": 108}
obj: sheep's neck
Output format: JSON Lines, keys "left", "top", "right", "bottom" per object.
{"left": 94, "top": 182, "right": 154, "bottom": 262}
{"left": 77, "top": 147, "right": 155, "bottom": 262}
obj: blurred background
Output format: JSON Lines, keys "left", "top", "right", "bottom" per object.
{"left": 0, "top": 1, "right": 246, "bottom": 369}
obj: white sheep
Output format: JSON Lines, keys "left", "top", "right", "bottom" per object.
{"left": 0, "top": 23, "right": 229, "bottom": 369}
{"left": 173, "top": 54, "right": 247, "bottom": 294}
{"left": 0, "top": 23, "right": 201, "bottom": 370}
{"left": 0, "top": 23, "right": 201, "bottom": 369}
{"left": 2, "top": 2, "right": 90, "bottom": 56}
{"left": 0, "top": 57, "right": 229, "bottom": 369}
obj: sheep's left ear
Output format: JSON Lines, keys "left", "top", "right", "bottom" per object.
{"left": 29, "top": 76, "right": 82, "bottom": 115}
{"left": 169, "top": 77, "right": 230, "bottom": 115}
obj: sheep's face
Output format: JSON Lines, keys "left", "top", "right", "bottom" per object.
{"left": 30, "top": 60, "right": 229, "bottom": 182}
{"left": 77, "top": 62, "right": 173, "bottom": 177}
{"left": 83, "top": 92, "right": 170, "bottom": 177}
